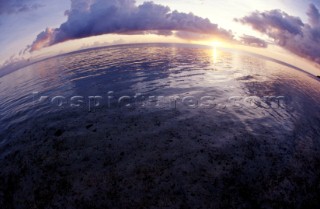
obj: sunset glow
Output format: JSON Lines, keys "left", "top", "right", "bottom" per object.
{"left": 1, "top": 1, "right": 320, "bottom": 208}
{"left": 211, "top": 41, "right": 223, "bottom": 48}
{"left": 1, "top": 0, "right": 320, "bottom": 74}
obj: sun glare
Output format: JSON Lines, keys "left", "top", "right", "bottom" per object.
{"left": 209, "top": 41, "right": 222, "bottom": 63}
{"left": 212, "top": 46, "right": 220, "bottom": 64}
{"left": 211, "top": 41, "right": 222, "bottom": 47}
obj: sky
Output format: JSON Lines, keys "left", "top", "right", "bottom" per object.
{"left": 0, "top": 0, "right": 320, "bottom": 73}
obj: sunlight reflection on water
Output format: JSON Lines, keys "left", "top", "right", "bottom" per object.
{"left": 0, "top": 43, "right": 320, "bottom": 141}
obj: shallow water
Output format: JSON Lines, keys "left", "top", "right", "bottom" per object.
{"left": 1, "top": 44, "right": 320, "bottom": 208}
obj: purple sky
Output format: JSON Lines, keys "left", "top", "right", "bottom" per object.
{"left": 0, "top": 0, "right": 319, "bottom": 67}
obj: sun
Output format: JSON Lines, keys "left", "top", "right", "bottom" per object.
{"left": 211, "top": 41, "right": 222, "bottom": 47}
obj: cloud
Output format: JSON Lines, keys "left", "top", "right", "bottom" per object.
{"left": 0, "top": 0, "right": 43, "bottom": 15}
{"left": 0, "top": 55, "right": 31, "bottom": 77}
{"left": 307, "top": 3, "right": 320, "bottom": 27}
{"left": 175, "top": 31, "right": 214, "bottom": 40}
{"left": 29, "top": 0, "right": 233, "bottom": 51}
{"left": 29, "top": 28, "right": 57, "bottom": 51}
{"left": 237, "top": 4, "right": 320, "bottom": 64}
{"left": 240, "top": 35, "right": 268, "bottom": 48}
{"left": 235, "top": 9, "right": 304, "bottom": 37}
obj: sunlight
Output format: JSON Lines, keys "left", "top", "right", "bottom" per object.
{"left": 211, "top": 41, "right": 222, "bottom": 47}
{"left": 211, "top": 41, "right": 222, "bottom": 64}
{"left": 212, "top": 47, "right": 219, "bottom": 64}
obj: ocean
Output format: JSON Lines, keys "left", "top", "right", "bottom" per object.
{"left": 1, "top": 43, "right": 320, "bottom": 208}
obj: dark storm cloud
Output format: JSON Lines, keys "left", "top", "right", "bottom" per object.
{"left": 240, "top": 35, "right": 268, "bottom": 48}
{"left": 237, "top": 4, "right": 320, "bottom": 64}
{"left": 0, "top": 0, "right": 43, "bottom": 15}
{"left": 29, "top": 0, "right": 233, "bottom": 51}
